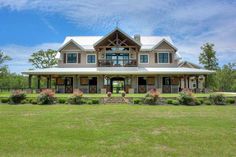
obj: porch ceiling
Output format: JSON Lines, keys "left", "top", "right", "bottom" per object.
{"left": 22, "top": 67, "right": 214, "bottom": 75}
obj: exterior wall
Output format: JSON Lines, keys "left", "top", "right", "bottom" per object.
{"left": 58, "top": 40, "right": 178, "bottom": 68}
{"left": 58, "top": 51, "right": 97, "bottom": 68}
{"left": 138, "top": 42, "right": 178, "bottom": 67}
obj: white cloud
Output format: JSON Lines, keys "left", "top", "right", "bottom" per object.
{"left": 1, "top": 43, "right": 61, "bottom": 73}
{"left": 0, "top": 0, "right": 235, "bottom": 67}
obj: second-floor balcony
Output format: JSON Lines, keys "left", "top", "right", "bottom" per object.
{"left": 98, "top": 59, "right": 137, "bottom": 67}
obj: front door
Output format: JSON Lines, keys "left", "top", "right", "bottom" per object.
{"left": 162, "top": 77, "right": 171, "bottom": 93}
{"left": 89, "top": 77, "right": 97, "bottom": 93}
{"left": 65, "top": 77, "right": 73, "bottom": 93}
{"left": 111, "top": 77, "right": 125, "bottom": 93}
{"left": 138, "top": 77, "right": 147, "bottom": 93}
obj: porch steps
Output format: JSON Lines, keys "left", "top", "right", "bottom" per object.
{"left": 102, "top": 97, "right": 130, "bottom": 104}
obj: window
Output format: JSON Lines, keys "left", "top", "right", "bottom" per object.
{"left": 67, "top": 53, "right": 77, "bottom": 63}
{"left": 140, "top": 54, "right": 149, "bottom": 63}
{"left": 87, "top": 54, "right": 96, "bottom": 64}
{"left": 159, "top": 53, "right": 169, "bottom": 63}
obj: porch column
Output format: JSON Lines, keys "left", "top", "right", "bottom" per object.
{"left": 37, "top": 75, "right": 41, "bottom": 90}
{"left": 204, "top": 75, "right": 208, "bottom": 88}
{"left": 75, "top": 75, "right": 78, "bottom": 89}
{"left": 179, "top": 77, "right": 181, "bottom": 92}
{"left": 184, "top": 76, "right": 187, "bottom": 88}
{"left": 196, "top": 75, "right": 199, "bottom": 89}
{"left": 187, "top": 76, "right": 190, "bottom": 89}
{"left": 46, "top": 76, "right": 50, "bottom": 88}
{"left": 28, "top": 75, "right": 32, "bottom": 89}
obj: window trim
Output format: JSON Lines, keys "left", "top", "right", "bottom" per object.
{"left": 66, "top": 52, "right": 78, "bottom": 64}
{"left": 158, "top": 52, "right": 169, "bottom": 64}
{"left": 139, "top": 54, "right": 149, "bottom": 64}
{"left": 86, "top": 54, "right": 97, "bottom": 64}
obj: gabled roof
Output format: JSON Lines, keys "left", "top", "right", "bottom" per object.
{"left": 152, "top": 39, "right": 177, "bottom": 51}
{"left": 93, "top": 27, "right": 142, "bottom": 47}
{"left": 58, "top": 39, "right": 85, "bottom": 51}
{"left": 58, "top": 28, "right": 177, "bottom": 51}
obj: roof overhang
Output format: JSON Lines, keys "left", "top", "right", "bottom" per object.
{"left": 22, "top": 67, "right": 215, "bottom": 75}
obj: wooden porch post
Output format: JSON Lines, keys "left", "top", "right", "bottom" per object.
{"left": 187, "top": 76, "right": 190, "bottom": 89}
{"left": 49, "top": 75, "right": 52, "bottom": 88}
{"left": 196, "top": 75, "right": 199, "bottom": 89}
{"left": 75, "top": 75, "right": 78, "bottom": 89}
{"left": 204, "top": 75, "right": 208, "bottom": 88}
{"left": 184, "top": 76, "right": 186, "bottom": 88}
{"left": 37, "top": 75, "right": 41, "bottom": 90}
{"left": 179, "top": 76, "right": 181, "bottom": 92}
{"left": 47, "top": 76, "right": 50, "bottom": 88}
{"left": 28, "top": 75, "right": 32, "bottom": 89}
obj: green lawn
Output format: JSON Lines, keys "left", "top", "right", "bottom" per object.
{"left": 0, "top": 105, "right": 235, "bottom": 157}
{"left": 0, "top": 92, "right": 235, "bottom": 98}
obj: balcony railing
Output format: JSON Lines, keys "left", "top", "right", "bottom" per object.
{"left": 98, "top": 59, "right": 137, "bottom": 67}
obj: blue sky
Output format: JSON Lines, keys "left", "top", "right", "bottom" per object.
{"left": 0, "top": 0, "right": 235, "bottom": 73}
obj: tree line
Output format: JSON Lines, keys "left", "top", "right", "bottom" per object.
{"left": 0, "top": 44, "right": 235, "bottom": 91}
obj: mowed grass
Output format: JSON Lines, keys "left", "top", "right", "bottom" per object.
{"left": 0, "top": 105, "right": 236, "bottom": 157}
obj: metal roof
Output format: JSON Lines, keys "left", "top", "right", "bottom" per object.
{"left": 61, "top": 36, "right": 173, "bottom": 51}
{"left": 22, "top": 67, "right": 214, "bottom": 75}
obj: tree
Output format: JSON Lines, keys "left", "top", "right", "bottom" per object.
{"left": 0, "top": 51, "right": 11, "bottom": 68}
{"left": 29, "top": 49, "right": 58, "bottom": 69}
{"left": 215, "top": 63, "right": 236, "bottom": 92}
{"left": 199, "top": 43, "right": 219, "bottom": 70}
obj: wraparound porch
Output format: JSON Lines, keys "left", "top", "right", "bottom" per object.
{"left": 27, "top": 74, "right": 207, "bottom": 94}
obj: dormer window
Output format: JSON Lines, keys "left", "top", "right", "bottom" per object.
{"left": 159, "top": 53, "right": 169, "bottom": 63}
{"left": 67, "top": 53, "right": 77, "bottom": 63}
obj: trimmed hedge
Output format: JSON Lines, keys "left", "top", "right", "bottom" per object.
{"left": 1, "top": 98, "right": 9, "bottom": 103}
{"left": 209, "top": 94, "right": 226, "bottom": 105}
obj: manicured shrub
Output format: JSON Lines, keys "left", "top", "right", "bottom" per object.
{"left": 21, "top": 99, "right": 29, "bottom": 104}
{"left": 226, "top": 98, "right": 235, "bottom": 104}
{"left": 166, "top": 99, "right": 173, "bottom": 104}
{"left": 107, "top": 92, "right": 112, "bottom": 97}
{"left": 91, "top": 99, "right": 100, "bottom": 104}
{"left": 209, "top": 94, "right": 226, "bottom": 105}
{"left": 204, "top": 100, "right": 212, "bottom": 105}
{"left": 37, "top": 89, "right": 56, "bottom": 105}
{"left": 172, "top": 100, "right": 180, "bottom": 105}
{"left": 195, "top": 99, "right": 202, "bottom": 106}
{"left": 197, "top": 98, "right": 204, "bottom": 104}
{"left": 121, "top": 91, "right": 126, "bottom": 97}
{"left": 31, "top": 99, "right": 38, "bottom": 105}
{"left": 58, "top": 98, "right": 67, "bottom": 104}
{"left": 68, "top": 90, "right": 84, "bottom": 105}
{"left": 27, "top": 98, "right": 37, "bottom": 104}
{"left": 1, "top": 98, "right": 9, "bottom": 103}
{"left": 9, "top": 90, "right": 26, "bottom": 104}
{"left": 178, "top": 89, "right": 195, "bottom": 106}
{"left": 144, "top": 89, "right": 160, "bottom": 105}
{"left": 133, "top": 99, "right": 141, "bottom": 104}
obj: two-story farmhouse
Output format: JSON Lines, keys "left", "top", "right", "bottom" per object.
{"left": 23, "top": 28, "right": 213, "bottom": 93}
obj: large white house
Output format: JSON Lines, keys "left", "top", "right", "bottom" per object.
{"left": 23, "top": 28, "right": 213, "bottom": 93}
